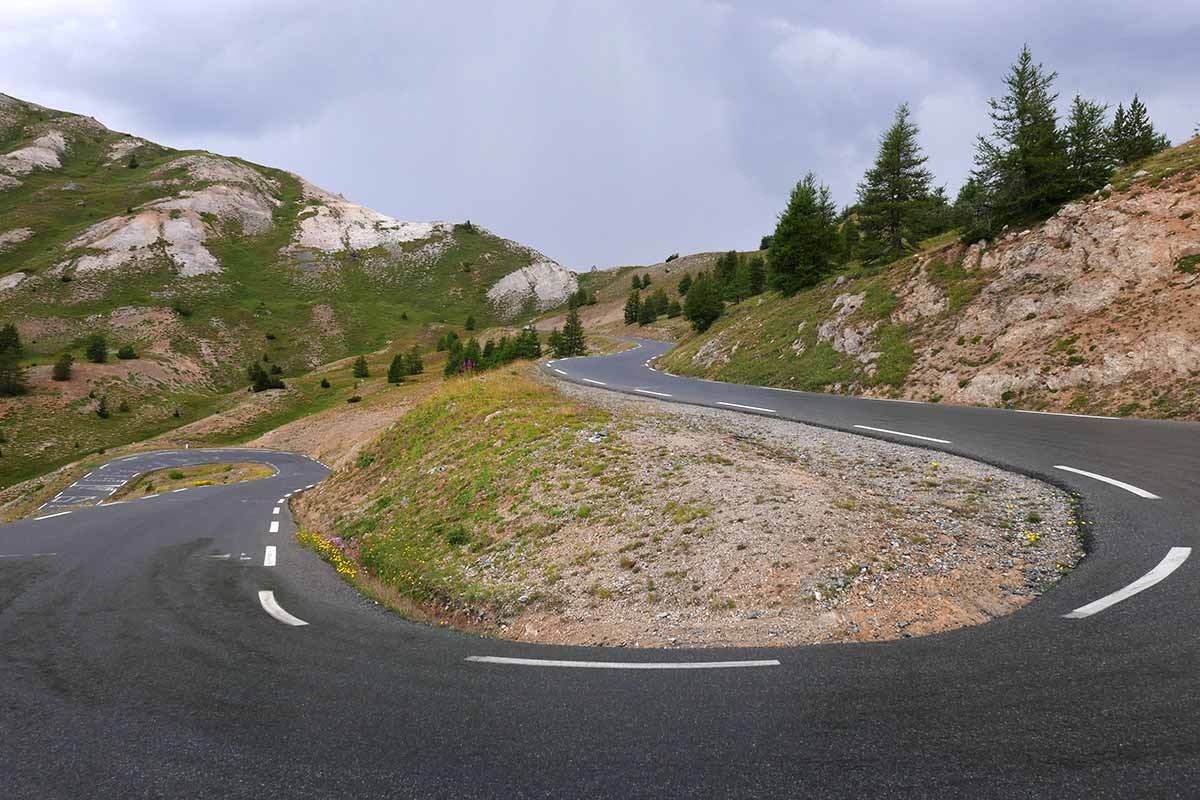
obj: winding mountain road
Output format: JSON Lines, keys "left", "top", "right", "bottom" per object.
{"left": 2, "top": 340, "right": 1198, "bottom": 798}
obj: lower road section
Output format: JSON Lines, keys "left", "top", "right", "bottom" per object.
{"left": 2, "top": 341, "right": 1199, "bottom": 798}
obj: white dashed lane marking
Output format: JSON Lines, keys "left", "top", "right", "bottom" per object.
{"left": 1064, "top": 547, "right": 1191, "bottom": 619}
{"left": 269, "top": 521, "right": 280, "bottom": 533}
{"left": 465, "top": 656, "right": 781, "bottom": 670}
{"left": 258, "top": 591, "right": 308, "bottom": 626}
{"left": 34, "top": 511, "right": 72, "bottom": 521}
{"left": 272, "top": 507, "right": 280, "bottom": 515}
{"left": 634, "top": 389, "right": 672, "bottom": 398}
{"left": 264, "top": 546, "right": 277, "bottom": 567}
{"left": 853, "top": 425, "right": 951, "bottom": 444}
{"left": 554, "top": 369, "right": 567, "bottom": 375}
{"left": 717, "top": 401, "right": 777, "bottom": 414}
{"left": 583, "top": 378, "right": 607, "bottom": 386}
{"left": 1053, "top": 465, "right": 1160, "bottom": 499}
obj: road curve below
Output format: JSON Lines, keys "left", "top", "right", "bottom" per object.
{"left": 2, "top": 344, "right": 1199, "bottom": 798}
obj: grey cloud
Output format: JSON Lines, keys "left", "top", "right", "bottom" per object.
{"left": 1, "top": 1, "right": 1196, "bottom": 267}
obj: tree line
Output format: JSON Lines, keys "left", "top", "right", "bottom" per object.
{"left": 760, "top": 44, "right": 1173, "bottom": 300}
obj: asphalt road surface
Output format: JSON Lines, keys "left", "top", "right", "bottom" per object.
{"left": 2, "top": 340, "right": 1198, "bottom": 798}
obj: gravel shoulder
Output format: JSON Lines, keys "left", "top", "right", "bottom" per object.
{"left": 506, "top": 376, "right": 1082, "bottom": 647}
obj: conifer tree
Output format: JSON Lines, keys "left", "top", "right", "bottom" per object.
{"left": 559, "top": 307, "right": 587, "bottom": 357}
{"left": 0, "top": 323, "right": 27, "bottom": 396}
{"left": 641, "top": 274, "right": 651, "bottom": 289}
{"left": 1064, "top": 95, "right": 1112, "bottom": 194}
{"left": 352, "top": 355, "right": 369, "bottom": 378}
{"left": 86, "top": 334, "right": 108, "bottom": 364}
{"left": 683, "top": 271, "right": 723, "bottom": 332}
{"left": 462, "top": 338, "right": 482, "bottom": 371}
{"left": 666, "top": 299, "right": 682, "bottom": 318}
{"left": 547, "top": 329, "right": 564, "bottom": 357}
{"left": 856, "top": 103, "right": 934, "bottom": 262}
{"left": 766, "top": 173, "right": 840, "bottom": 295}
{"left": 631, "top": 274, "right": 642, "bottom": 291}
{"left": 969, "top": 46, "right": 1070, "bottom": 237}
{"left": 623, "top": 290, "right": 641, "bottom": 325}
{"left": 387, "top": 353, "right": 406, "bottom": 383}
{"left": 96, "top": 395, "right": 110, "bottom": 419}
{"left": 52, "top": 352, "right": 74, "bottom": 382}
{"left": 677, "top": 273, "right": 692, "bottom": 296}
{"left": 465, "top": 314, "right": 476, "bottom": 331}
{"left": 1109, "top": 94, "right": 1171, "bottom": 164}
{"left": 637, "top": 300, "right": 656, "bottom": 326}
{"left": 407, "top": 345, "right": 424, "bottom": 374}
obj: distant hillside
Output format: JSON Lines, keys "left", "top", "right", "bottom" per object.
{"left": 659, "top": 139, "right": 1200, "bottom": 419}
{"left": 0, "top": 92, "right": 576, "bottom": 483}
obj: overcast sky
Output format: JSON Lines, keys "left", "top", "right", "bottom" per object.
{"left": 2, "top": 1, "right": 1197, "bottom": 268}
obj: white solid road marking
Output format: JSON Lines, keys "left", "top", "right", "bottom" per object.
{"left": 269, "top": 521, "right": 280, "bottom": 533}
{"left": 554, "top": 368, "right": 567, "bottom": 375}
{"left": 0, "top": 552, "right": 57, "bottom": 559}
{"left": 272, "top": 507, "right": 280, "bottom": 515}
{"left": 583, "top": 378, "right": 607, "bottom": 386}
{"left": 1014, "top": 409, "right": 1120, "bottom": 421}
{"left": 635, "top": 389, "right": 672, "bottom": 398}
{"left": 465, "top": 656, "right": 780, "bottom": 670}
{"left": 258, "top": 590, "right": 308, "bottom": 626}
{"left": 1064, "top": 547, "right": 1191, "bottom": 619}
{"left": 173, "top": 488, "right": 187, "bottom": 493}
{"left": 264, "top": 546, "right": 277, "bottom": 567}
{"left": 717, "top": 401, "right": 777, "bottom": 414}
{"left": 34, "top": 511, "right": 72, "bottom": 520}
{"left": 853, "top": 425, "right": 951, "bottom": 444}
{"left": 1053, "top": 465, "right": 1160, "bottom": 499}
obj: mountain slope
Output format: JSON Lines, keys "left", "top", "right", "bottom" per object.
{"left": 657, "top": 139, "right": 1200, "bottom": 419}
{"left": 0, "top": 92, "right": 576, "bottom": 483}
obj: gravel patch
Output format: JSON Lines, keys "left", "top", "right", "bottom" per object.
{"left": 502, "top": 375, "right": 1082, "bottom": 648}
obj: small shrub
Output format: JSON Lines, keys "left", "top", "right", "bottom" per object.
{"left": 1176, "top": 254, "right": 1200, "bottom": 275}
{"left": 347, "top": 395, "right": 362, "bottom": 403}
{"left": 446, "top": 525, "right": 471, "bottom": 546}
{"left": 319, "top": 377, "right": 331, "bottom": 388}
{"left": 170, "top": 302, "right": 192, "bottom": 317}
{"left": 116, "top": 344, "right": 137, "bottom": 359}
{"left": 356, "top": 452, "right": 375, "bottom": 469}
{"left": 118, "top": 399, "right": 130, "bottom": 413}
{"left": 168, "top": 471, "right": 185, "bottom": 480}
{"left": 85, "top": 334, "right": 108, "bottom": 363}
{"left": 95, "top": 395, "right": 110, "bottom": 419}
{"left": 52, "top": 352, "right": 73, "bottom": 381}
{"left": 665, "top": 253, "right": 679, "bottom": 263}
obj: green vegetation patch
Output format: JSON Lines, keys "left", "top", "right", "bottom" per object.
{"left": 313, "top": 368, "right": 613, "bottom": 610}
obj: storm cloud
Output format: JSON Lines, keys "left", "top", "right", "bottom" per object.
{"left": 2, "top": 1, "right": 1196, "bottom": 267}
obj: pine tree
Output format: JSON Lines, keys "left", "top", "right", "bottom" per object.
{"left": 547, "top": 329, "right": 564, "bottom": 357}
{"left": 623, "top": 290, "right": 641, "bottom": 325}
{"left": 637, "top": 300, "right": 656, "bottom": 325}
{"left": 465, "top": 314, "right": 476, "bottom": 331}
{"left": 387, "top": 353, "right": 406, "bottom": 383}
{"left": 0, "top": 324, "right": 27, "bottom": 396}
{"left": 648, "top": 288, "right": 669, "bottom": 316}
{"left": 559, "top": 307, "right": 587, "bottom": 356}
{"left": 462, "top": 338, "right": 482, "bottom": 371}
{"left": 52, "top": 352, "right": 73, "bottom": 382}
{"left": 443, "top": 339, "right": 464, "bottom": 376}
{"left": 683, "top": 271, "right": 723, "bottom": 332}
{"left": 1064, "top": 95, "right": 1112, "bottom": 195}
{"left": 407, "top": 345, "right": 424, "bottom": 374}
{"left": 677, "top": 273, "right": 692, "bottom": 296}
{"left": 841, "top": 218, "right": 860, "bottom": 263}
{"left": 641, "top": 274, "right": 651, "bottom": 289}
{"left": 631, "top": 274, "right": 642, "bottom": 291}
{"left": 1109, "top": 94, "right": 1171, "bottom": 164}
{"left": 766, "top": 173, "right": 840, "bottom": 295}
{"left": 86, "top": 334, "right": 108, "bottom": 364}
{"left": 247, "top": 362, "right": 284, "bottom": 392}
{"left": 748, "top": 254, "right": 766, "bottom": 295}
{"left": 481, "top": 338, "right": 496, "bottom": 366}
{"left": 856, "top": 103, "right": 934, "bottom": 262}
{"left": 969, "top": 46, "right": 1070, "bottom": 237}
{"left": 96, "top": 395, "right": 110, "bottom": 419}
{"left": 714, "top": 251, "right": 738, "bottom": 296}
{"left": 352, "top": 355, "right": 369, "bottom": 378}
{"left": 666, "top": 299, "right": 682, "bottom": 318}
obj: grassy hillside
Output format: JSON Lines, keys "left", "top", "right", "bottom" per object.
{"left": 0, "top": 93, "right": 573, "bottom": 485}
{"left": 660, "top": 139, "right": 1200, "bottom": 419}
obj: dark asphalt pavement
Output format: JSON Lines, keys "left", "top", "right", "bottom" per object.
{"left": 2, "top": 341, "right": 1198, "bottom": 798}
